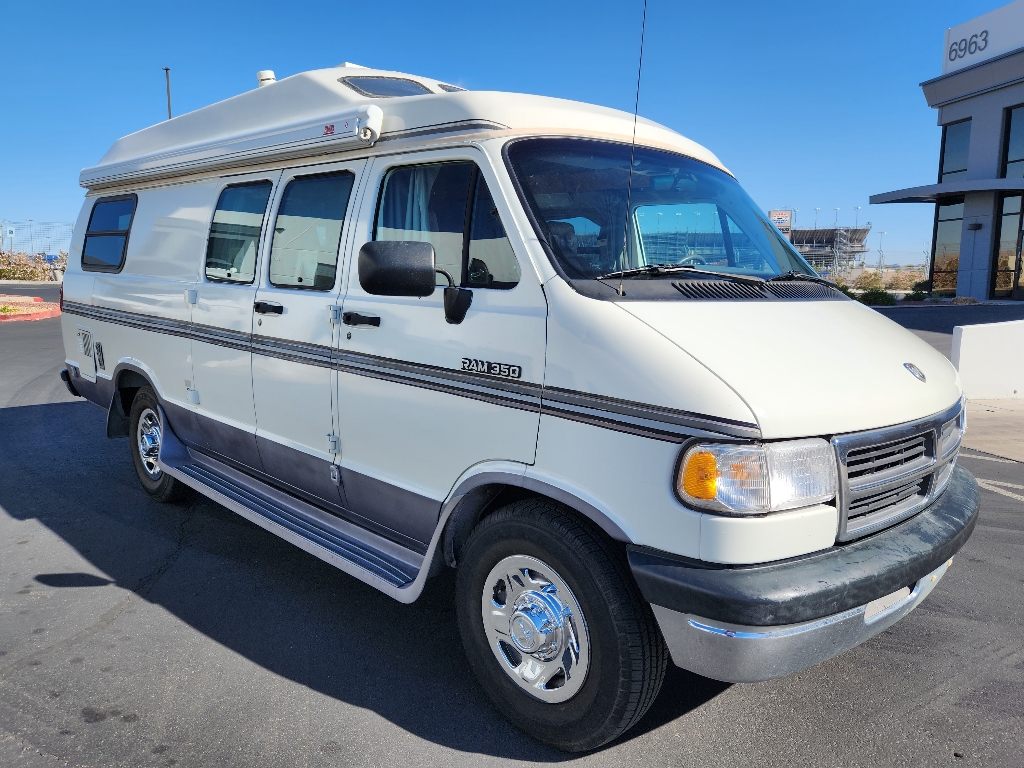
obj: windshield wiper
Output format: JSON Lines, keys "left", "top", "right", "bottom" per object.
{"left": 595, "top": 264, "right": 765, "bottom": 285}
{"left": 765, "top": 270, "right": 837, "bottom": 287}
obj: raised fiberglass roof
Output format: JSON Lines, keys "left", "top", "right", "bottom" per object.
{"left": 80, "top": 65, "right": 725, "bottom": 190}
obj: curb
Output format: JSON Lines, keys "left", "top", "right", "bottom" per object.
{"left": 0, "top": 307, "right": 61, "bottom": 322}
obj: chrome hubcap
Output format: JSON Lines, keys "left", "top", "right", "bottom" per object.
{"left": 481, "top": 555, "right": 589, "bottom": 703}
{"left": 136, "top": 408, "right": 162, "bottom": 480}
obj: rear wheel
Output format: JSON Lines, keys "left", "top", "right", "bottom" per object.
{"left": 129, "top": 387, "right": 188, "bottom": 503}
{"left": 455, "top": 498, "right": 667, "bottom": 752}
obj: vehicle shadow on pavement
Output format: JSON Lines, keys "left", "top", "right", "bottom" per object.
{"left": 0, "top": 401, "right": 727, "bottom": 760}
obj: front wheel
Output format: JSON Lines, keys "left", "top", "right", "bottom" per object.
{"left": 455, "top": 499, "right": 667, "bottom": 752}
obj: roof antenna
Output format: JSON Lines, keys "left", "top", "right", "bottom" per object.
{"left": 619, "top": 0, "right": 648, "bottom": 298}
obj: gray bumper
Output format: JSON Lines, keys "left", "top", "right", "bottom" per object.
{"left": 652, "top": 559, "right": 950, "bottom": 683}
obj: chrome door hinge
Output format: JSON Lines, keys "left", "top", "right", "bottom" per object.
{"left": 187, "top": 388, "right": 200, "bottom": 405}
{"left": 327, "top": 305, "right": 344, "bottom": 325}
{"left": 184, "top": 288, "right": 197, "bottom": 305}
{"left": 327, "top": 434, "right": 339, "bottom": 454}
{"left": 330, "top": 465, "right": 341, "bottom": 487}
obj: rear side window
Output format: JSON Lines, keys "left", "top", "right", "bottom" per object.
{"left": 269, "top": 172, "right": 355, "bottom": 289}
{"left": 82, "top": 196, "right": 137, "bottom": 272}
{"left": 205, "top": 182, "right": 273, "bottom": 283}
{"left": 375, "top": 162, "right": 520, "bottom": 289}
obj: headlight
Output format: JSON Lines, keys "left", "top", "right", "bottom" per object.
{"left": 677, "top": 439, "right": 837, "bottom": 515}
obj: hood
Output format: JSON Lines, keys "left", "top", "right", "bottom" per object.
{"left": 619, "top": 299, "right": 961, "bottom": 439}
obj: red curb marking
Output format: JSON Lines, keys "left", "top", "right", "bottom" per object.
{"left": 0, "top": 307, "right": 61, "bottom": 322}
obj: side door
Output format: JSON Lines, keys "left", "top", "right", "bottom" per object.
{"left": 251, "top": 160, "right": 365, "bottom": 511}
{"left": 336, "top": 149, "right": 547, "bottom": 549}
{"left": 191, "top": 173, "right": 280, "bottom": 471}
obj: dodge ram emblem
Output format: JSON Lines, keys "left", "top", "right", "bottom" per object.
{"left": 903, "top": 363, "right": 926, "bottom": 383}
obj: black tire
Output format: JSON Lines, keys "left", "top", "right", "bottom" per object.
{"left": 129, "top": 387, "right": 188, "bottom": 504}
{"left": 455, "top": 498, "right": 667, "bottom": 752}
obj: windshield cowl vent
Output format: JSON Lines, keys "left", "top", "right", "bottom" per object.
{"left": 671, "top": 280, "right": 846, "bottom": 301}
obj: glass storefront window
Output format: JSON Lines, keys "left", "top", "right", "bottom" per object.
{"left": 930, "top": 198, "right": 963, "bottom": 295}
{"left": 939, "top": 120, "right": 971, "bottom": 183}
{"left": 1004, "top": 106, "right": 1024, "bottom": 179}
{"left": 992, "top": 194, "right": 1022, "bottom": 298}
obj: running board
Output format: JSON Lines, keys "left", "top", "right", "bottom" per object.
{"left": 156, "top": 407, "right": 428, "bottom": 595}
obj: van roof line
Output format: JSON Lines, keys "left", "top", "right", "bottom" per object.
{"left": 79, "top": 66, "right": 726, "bottom": 191}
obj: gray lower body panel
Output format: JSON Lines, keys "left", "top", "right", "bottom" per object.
{"left": 652, "top": 560, "right": 950, "bottom": 683}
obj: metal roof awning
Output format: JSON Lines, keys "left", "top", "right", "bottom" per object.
{"left": 870, "top": 177, "right": 1024, "bottom": 204}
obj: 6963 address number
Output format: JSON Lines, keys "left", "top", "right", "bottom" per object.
{"left": 949, "top": 30, "right": 988, "bottom": 63}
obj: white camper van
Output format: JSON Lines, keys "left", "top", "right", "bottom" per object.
{"left": 60, "top": 65, "right": 978, "bottom": 751}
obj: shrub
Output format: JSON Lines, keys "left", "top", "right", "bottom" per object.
{"left": 853, "top": 271, "right": 884, "bottom": 291}
{"left": 885, "top": 271, "right": 925, "bottom": 290}
{"left": 912, "top": 278, "right": 931, "bottom": 292}
{"left": 859, "top": 288, "right": 897, "bottom": 306}
{"left": 0, "top": 251, "right": 65, "bottom": 281}
{"left": 903, "top": 291, "right": 928, "bottom": 301}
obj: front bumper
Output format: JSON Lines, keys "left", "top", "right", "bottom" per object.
{"left": 631, "top": 466, "right": 979, "bottom": 682}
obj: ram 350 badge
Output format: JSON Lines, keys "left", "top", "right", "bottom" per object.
{"left": 461, "top": 358, "right": 522, "bottom": 379}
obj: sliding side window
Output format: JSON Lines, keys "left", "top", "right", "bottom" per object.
{"left": 205, "top": 182, "right": 273, "bottom": 284}
{"left": 82, "top": 195, "right": 137, "bottom": 272}
{"left": 375, "top": 162, "right": 520, "bottom": 288}
{"left": 269, "top": 172, "right": 355, "bottom": 289}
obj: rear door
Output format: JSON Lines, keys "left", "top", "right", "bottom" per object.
{"left": 251, "top": 160, "right": 365, "bottom": 510}
{"left": 335, "top": 149, "right": 547, "bottom": 549}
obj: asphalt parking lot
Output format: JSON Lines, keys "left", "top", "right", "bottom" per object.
{"left": 1, "top": 309, "right": 1022, "bottom": 767}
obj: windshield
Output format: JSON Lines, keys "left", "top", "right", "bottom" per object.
{"left": 506, "top": 138, "right": 816, "bottom": 281}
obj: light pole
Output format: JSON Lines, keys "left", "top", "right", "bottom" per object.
{"left": 163, "top": 68, "right": 173, "bottom": 120}
{"left": 854, "top": 206, "right": 861, "bottom": 229}
{"left": 793, "top": 207, "right": 799, "bottom": 229}
{"left": 814, "top": 207, "right": 821, "bottom": 229}
{"left": 29, "top": 219, "right": 34, "bottom": 257}
{"left": 834, "top": 207, "right": 840, "bottom": 229}
{"left": 878, "top": 231, "right": 887, "bottom": 271}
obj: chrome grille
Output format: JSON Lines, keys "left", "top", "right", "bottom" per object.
{"left": 846, "top": 435, "right": 928, "bottom": 481}
{"left": 831, "top": 400, "right": 963, "bottom": 542}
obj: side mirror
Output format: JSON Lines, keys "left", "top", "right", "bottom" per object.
{"left": 358, "top": 241, "right": 436, "bottom": 297}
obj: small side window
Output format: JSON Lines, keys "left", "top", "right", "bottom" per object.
{"left": 82, "top": 195, "right": 137, "bottom": 272}
{"left": 269, "top": 172, "right": 355, "bottom": 289}
{"left": 375, "top": 162, "right": 519, "bottom": 289}
{"left": 467, "top": 177, "right": 520, "bottom": 288}
{"left": 205, "top": 182, "right": 273, "bottom": 284}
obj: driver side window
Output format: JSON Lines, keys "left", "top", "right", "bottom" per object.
{"left": 375, "top": 161, "right": 520, "bottom": 289}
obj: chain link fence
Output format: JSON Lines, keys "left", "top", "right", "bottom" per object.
{"left": 1, "top": 220, "right": 75, "bottom": 257}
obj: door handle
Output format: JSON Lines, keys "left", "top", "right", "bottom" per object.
{"left": 254, "top": 301, "right": 283, "bottom": 315}
{"left": 342, "top": 312, "right": 380, "bottom": 327}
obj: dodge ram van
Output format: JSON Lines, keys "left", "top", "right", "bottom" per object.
{"left": 59, "top": 65, "right": 979, "bottom": 751}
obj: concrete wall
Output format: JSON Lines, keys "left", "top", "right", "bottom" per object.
{"left": 952, "top": 319, "right": 1024, "bottom": 398}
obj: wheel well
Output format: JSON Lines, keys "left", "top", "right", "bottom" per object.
{"left": 106, "top": 369, "right": 151, "bottom": 438}
{"left": 442, "top": 484, "right": 617, "bottom": 569}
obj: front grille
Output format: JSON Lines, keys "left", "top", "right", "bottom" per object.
{"left": 848, "top": 477, "right": 929, "bottom": 523}
{"left": 831, "top": 401, "right": 963, "bottom": 542}
{"left": 846, "top": 434, "right": 928, "bottom": 481}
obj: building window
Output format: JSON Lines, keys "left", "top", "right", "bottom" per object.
{"left": 939, "top": 120, "right": 971, "bottom": 183}
{"left": 1003, "top": 106, "right": 1024, "bottom": 178}
{"left": 992, "top": 194, "right": 1022, "bottom": 298}
{"left": 930, "top": 197, "right": 964, "bottom": 296}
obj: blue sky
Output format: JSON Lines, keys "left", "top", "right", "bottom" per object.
{"left": 0, "top": 0, "right": 1011, "bottom": 265}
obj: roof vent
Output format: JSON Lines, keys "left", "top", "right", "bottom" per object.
{"left": 337, "top": 62, "right": 368, "bottom": 69}
{"left": 256, "top": 70, "right": 276, "bottom": 87}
